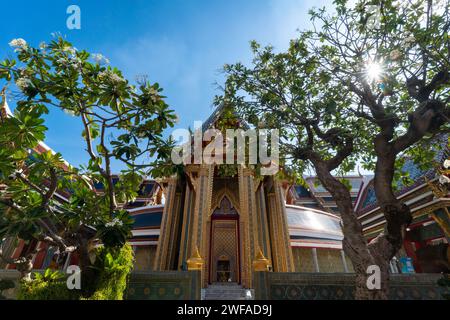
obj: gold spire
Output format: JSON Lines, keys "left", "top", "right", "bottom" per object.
{"left": 252, "top": 247, "right": 271, "bottom": 271}
{"left": 187, "top": 245, "right": 204, "bottom": 271}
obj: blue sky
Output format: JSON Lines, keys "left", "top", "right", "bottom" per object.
{"left": 1, "top": 0, "right": 332, "bottom": 172}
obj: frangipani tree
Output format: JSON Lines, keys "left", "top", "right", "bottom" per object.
{"left": 222, "top": 0, "right": 449, "bottom": 299}
{"left": 0, "top": 36, "right": 176, "bottom": 295}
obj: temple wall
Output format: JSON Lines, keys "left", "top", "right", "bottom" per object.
{"left": 253, "top": 272, "right": 448, "bottom": 300}
{"left": 133, "top": 246, "right": 157, "bottom": 271}
{"left": 126, "top": 271, "right": 201, "bottom": 300}
{"left": 291, "top": 248, "right": 354, "bottom": 273}
{"left": 0, "top": 270, "right": 201, "bottom": 300}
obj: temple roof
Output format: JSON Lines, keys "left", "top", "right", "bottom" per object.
{"left": 286, "top": 204, "right": 343, "bottom": 249}
{"left": 201, "top": 103, "right": 250, "bottom": 133}
{"left": 356, "top": 134, "right": 449, "bottom": 215}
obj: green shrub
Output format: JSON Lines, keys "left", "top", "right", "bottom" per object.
{"left": 17, "top": 269, "right": 80, "bottom": 300}
{"left": 17, "top": 243, "right": 134, "bottom": 300}
{"left": 88, "top": 243, "right": 134, "bottom": 300}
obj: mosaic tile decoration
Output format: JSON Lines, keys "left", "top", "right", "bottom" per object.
{"left": 126, "top": 271, "right": 201, "bottom": 300}
{"left": 254, "top": 272, "right": 448, "bottom": 300}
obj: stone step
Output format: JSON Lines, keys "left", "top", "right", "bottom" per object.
{"left": 203, "top": 285, "right": 254, "bottom": 300}
{"left": 205, "top": 292, "right": 248, "bottom": 296}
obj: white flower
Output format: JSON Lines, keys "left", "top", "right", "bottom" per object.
{"left": 92, "top": 53, "right": 109, "bottom": 65}
{"left": 390, "top": 49, "right": 402, "bottom": 61}
{"left": 63, "top": 46, "right": 77, "bottom": 56}
{"left": 439, "top": 174, "right": 450, "bottom": 185}
{"left": 109, "top": 73, "right": 124, "bottom": 83}
{"left": 15, "top": 77, "right": 31, "bottom": 91}
{"left": 70, "top": 57, "right": 82, "bottom": 69}
{"left": 9, "top": 38, "right": 27, "bottom": 50}
{"left": 404, "top": 35, "right": 415, "bottom": 45}
{"left": 443, "top": 159, "right": 450, "bottom": 169}
{"left": 105, "top": 218, "right": 123, "bottom": 227}
{"left": 99, "top": 70, "right": 124, "bottom": 84}
{"left": 149, "top": 87, "right": 159, "bottom": 96}
{"left": 56, "top": 57, "right": 67, "bottom": 65}
{"left": 280, "top": 104, "right": 288, "bottom": 111}
{"left": 98, "top": 71, "right": 107, "bottom": 79}
{"left": 39, "top": 42, "right": 47, "bottom": 50}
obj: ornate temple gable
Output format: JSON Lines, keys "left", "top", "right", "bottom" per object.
{"left": 201, "top": 103, "right": 250, "bottom": 133}
{"left": 355, "top": 179, "right": 377, "bottom": 214}
{"left": 210, "top": 177, "right": 240, "bottom": 214}
{"left": 212, "top": 196, "right": 239, "bottom": 216}
{"left": 288, "top": 184, "right": 328, "bottom": 212}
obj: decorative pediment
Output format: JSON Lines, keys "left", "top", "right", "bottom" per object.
{"left": 211, "top": 196, "right": 239, "bottom": 216}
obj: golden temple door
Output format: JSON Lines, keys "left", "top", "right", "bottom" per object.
{"left": 208, "top": 197, "right": 240, "bottom": 284}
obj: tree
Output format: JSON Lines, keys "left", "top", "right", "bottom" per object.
{"left": 221, "top": 0, "right": 449, "bottom": 299}
{"left": 0, "top": 36, "right": 176, "bottom": 295}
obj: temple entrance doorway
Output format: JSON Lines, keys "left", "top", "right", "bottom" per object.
{"left": 209, "top": 196, "right": 240, "bottom": 284}
{"left": 217, "top": 257, "right": 231, "bottom": 282}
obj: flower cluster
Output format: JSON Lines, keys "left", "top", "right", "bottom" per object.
{"left": 15, "top": 77, "right": 32, "bottom": 92}
{"left": 105, "top": 218, "right": 123, "bottom": 228}
{"left": 439, "top": 159, "right": 450, "bottom": 185}
{"left": 9, "top": 38, "right": 27, "bottom": 51}
{"left": 91, "top": 53, "right": 110, "bottom": 65}
{"left": 443, "top": 160, "right": 450, "bottom": 169}
{"left": 404, "top": 35, "right": 415, "bottom": 45}
{"left": 389, "top": 49, "right": 402, "bottom": 61}
{"left": 98, "top": 70, "right": 125, "bottom": 84}
{"left": 54, "top": 46, "right": 82, "bottom": 70}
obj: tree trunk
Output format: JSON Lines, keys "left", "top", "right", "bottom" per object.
{"left": 77, "top": 233, "right": 98, "bottom": 297}
{"left": 367, "top": 135, "right": 413, "bottom": 298}
{"left": 314, "top": 162, "right": 387, "bottom": 299}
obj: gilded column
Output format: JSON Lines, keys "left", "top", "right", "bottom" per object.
{"left": 267, "top": 191, "right": 281, "bottom": 271}
{"left": 256, "top": 183, "right": 272, "bottom": 262}
{"left": 166, "top": 190, "right": 183, "bottom": 269}
{"left": 179, "top": 182, "right": 195, "bottom": 269}
{"left": 238, "top": 165, "right": 252, "bottom": 288}
{"left": 274, "top": 180, "right": 295, "bottom": 272}
{"left": 153, "top": 177, "right": 178, "bottom": 270}
{"left": 201, "top": 164, "right": 214, "bottom": 286}
{"left": 243, "top": 168, "right": 260, "bottom": 270}
{"left": 188, "top": 164, "right": 213, "bottom": 287}
{"left": 266, "top": 178, "right": 295, "bottom": 272}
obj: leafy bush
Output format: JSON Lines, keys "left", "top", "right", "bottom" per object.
{"left": 17, "top": 244, "right": 134, "bottom": 300}
{"left": 17, "top": 269, "right": 80, "bottom": 300}
{"left": 88, "top": 243, "right": 134, "bottom": 300}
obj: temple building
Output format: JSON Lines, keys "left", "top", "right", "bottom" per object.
{"left": 287, "top": 175, "right": 370, "bottom": 215}
{"left": 1, "top": 97, "right": 449, "bottom": 293}
{"left": 129, "top": 105, "right": 353, "bottom": 289}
